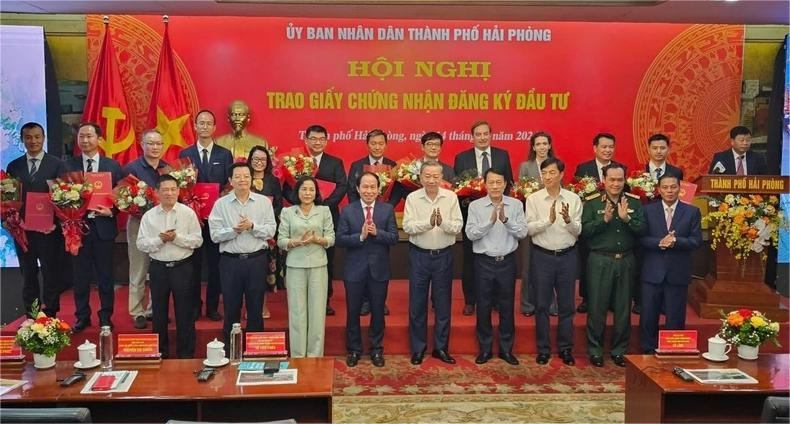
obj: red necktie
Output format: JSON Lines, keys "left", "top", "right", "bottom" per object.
{"left": 365, "top": 206, "right": 372, "bottom": 222}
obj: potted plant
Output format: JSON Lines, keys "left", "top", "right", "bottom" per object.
{"left": 718, "top": 308, "right": 781, "bottom": 360}
{"left": 15, "top": 301, "right": 71, "bottom": 369}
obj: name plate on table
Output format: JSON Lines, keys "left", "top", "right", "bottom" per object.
{"left": 244, "top": 331, "right": 288, "bottom": 359}
{"left": 85, "top": 172, "right": 113, "bottom": 210}
{"left": 115, "top": 334, "right": 162, "bottom": 361}
{"left": 696, "top": 175, "right": 789, "bottom": 194}
{"left": 24, "top": 192, "right": 54, "bottom": 232}
{"left": 194, "top": 183, "right": 219, "bottom": 219}
{"left": 0, "top": 336, "right": 24, "bottom": 362}
{"left": 656, "top": 330, "right": 699, "bottom": 357}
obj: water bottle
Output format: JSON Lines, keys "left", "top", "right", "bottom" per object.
{"left": 99, "top": 325, "right": 113, "bottom": 370}
{"left": 229, "top": 323, "right": 243, "bottom": 365}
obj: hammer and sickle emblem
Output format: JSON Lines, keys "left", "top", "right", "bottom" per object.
{"left": 35, "top": 203, "right": 44, "bottom": 211}
{"left": 98, "top": 106, "right": 135, "bottom": 157}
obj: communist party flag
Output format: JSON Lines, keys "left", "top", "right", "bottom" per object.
{"left": 80, "top": 17, "right": 137, "bottom": 164}
{"left": 148, "top": 17, "right": 195, "bottom": 162}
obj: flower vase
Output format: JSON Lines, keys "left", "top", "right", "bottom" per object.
{"left": 737, "top": 344, "right": 759, "bottom": 360}
{"left": 33, "top": 353, "right": 56, "bottom": 369}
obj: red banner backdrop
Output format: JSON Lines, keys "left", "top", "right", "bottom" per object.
{"left": 87, "top": 16, "right": 743, "bottom": 181}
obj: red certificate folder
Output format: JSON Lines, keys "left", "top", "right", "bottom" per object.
{"left": 85, "top": 172, "right": 113, "bottom": 210}
{"left": 316, "top": 180, "right": 336, "bottom": 198}
{"left": 679, "top": 180, "right": 698, "bottom": 205}
{"left": 24, "top": 192, "right": 54, "bottom": 232}
{"left": 91, "top": 374, "right": 116, "bottom": 391}
{"left": 194, "top": 183, "right": 220, "bottom": 219}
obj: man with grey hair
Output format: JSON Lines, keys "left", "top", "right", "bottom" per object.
{"left": 123, "top": 129, "right": 169, "bottom": 329}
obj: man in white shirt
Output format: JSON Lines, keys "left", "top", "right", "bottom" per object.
{"left": 209, "top": 163, "right": 277, "bottom": 346}
{"left": 403, "top": 161, "right": 463, "bottom": 366}
{"left": 137, "top": 174, "right": 203, "bottom": 358}
{"left": 526, "top": 157, "right": 582, "bottom": 366}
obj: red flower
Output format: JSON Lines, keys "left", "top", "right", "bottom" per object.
{"left": 295, "top": 161, "right": 304, "bottom": 172}
{"left": 737, "top": 308, "right": 753, "bottom": 319}
{"left": 35, "top": 316, "right": 50, "bottom": 325}
{"left": 130, "top": 185, "right": 139, "bottom": 196}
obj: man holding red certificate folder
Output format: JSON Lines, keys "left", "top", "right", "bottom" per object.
{"left": 6, "top": 122, "right": 65, "bottom": 318}
{"left": 63, "top": 122, "right": 123, "bottom": 333}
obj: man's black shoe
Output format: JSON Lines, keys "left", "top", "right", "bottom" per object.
{"left": 632, "top": 304, "right": 641, "bottom": 315}
{"left": 206, "top": 311, "right": 223, "bottom": 321}
{"left": 590, "top": 355, "right": 604, "bottom": 367}
{"left": 370, "top": 353, "right": 385, "bottom": 367}
{"left": 133, "top": 315, "right": 147, "bottom": 329}
{"left": 346, "top": 352, "right": 360, "bottom": 367}
{"left": 498, "top": 352, "right": 519, "bottom": 365}
{"left": 559, "top": 349, "right": 575, "bottom": 366}
{"left": 475, "top": 352, "right": 493, "bottom": 364}
{"left": 576, "top": 301, "right": 588, "bottom": 313}
{"left": 432, "top": 349, "right": 456, "bottom": 364}
{"left": 536, "top": 353, "right": 550, "bottom": 365}
{"left": 611, "top": 354, "right": 626, "bottom": 367}
{"left": 522, "top": 310, "right": 535, "bottom": 317}
{"left": 410, "top": 351, "right": 425, "bottom": 365}
{"left": 72, "top": 318, "right": 91, "bottom": 333}
{"left": 360, "top": 302, "right": 370, "bottom": 316}
{"left": 326, "top": 305, "right": 336, "bottom": 316}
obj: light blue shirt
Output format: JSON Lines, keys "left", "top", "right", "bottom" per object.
{"left": 277, "top": 204, "right": 335, "bottom": 268}
{"left": 208, "top": 191, "right": 276, "bottom": 254}
{"left": 465, "top": 194, "right": 528, "bottom": 256}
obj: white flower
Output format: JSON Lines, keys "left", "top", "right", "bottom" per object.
{"left": 64, "top": 191, "right": 80, "bottom": 202}
{"left": 133, "top": 196, "right": 147, "bottom": 207}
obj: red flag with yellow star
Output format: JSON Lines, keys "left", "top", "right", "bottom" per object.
{"left": 147, "top": 18, "right": 195, "bottom": 162}
{"left": 81, "top": 18, "right": 138, "bottom": 164}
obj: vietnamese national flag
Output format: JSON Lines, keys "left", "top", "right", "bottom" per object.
{"left": 81, "top": 19, "right": 138, "bottom": 165}
{"left": 147, "top": 19, "right": 196, "bottom": 163}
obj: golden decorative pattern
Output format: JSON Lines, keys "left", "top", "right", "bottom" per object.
{"left": 86, "top": 15, "right": 200, "bottom": 136}
{"left": 632, "top": 25, "right": 744, "bottom": 181}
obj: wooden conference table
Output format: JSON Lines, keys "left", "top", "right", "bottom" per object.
{"left": 0, "top": 357, "right": 335, "bottom": 423}
{"left": 625, "top": 353, "right": 789, "bottom": 423}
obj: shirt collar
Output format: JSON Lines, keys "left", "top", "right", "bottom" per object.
{"left": 419, "top": 188, "right": 446, "bottom": 201}
{"left": 648, "top": 161, "right": 666, "bottom": 172}
{"left": 26, "top": 151, "right": 45, "bottom": 161}
{"left": 475, "top": 147, "right": 492, "bottom": 158}
{"left": 368, "top": 155, "right": 384, "bottom": 165}
{"left": 197, "top": 141, "right": 214, "bottom": 153}
{"left": 662, "top": 199, "right": 679, "bottom": 211}
{"left": 732, "top": 149, "right": 746, "bottom": 160}
{"left": 360, "top": 199, "right": 375, "bottom": 209}
{"left": 231, "top": 191, "right": 255, "bottom": 204}
{"left": 595, "top": 159, "right": 611, "bottom": 169}
{"left": 82, "top": 152, "right": 99, "bottom": 163}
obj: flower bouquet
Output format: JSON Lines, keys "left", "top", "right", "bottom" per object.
{"left": 16, "top": 300, "right": 71, "bottom": 358}
{"left": 718, "top": 308, "right": 781, "bottom": 348}
{"left": 50, "top": 172, "right": 93, "bottom": 255}
{"left": 509, "top": 176, "right": 542, "bottom": 201}
{"left": 703, "top": 194, "right": 783, "bottom": 261}
{"left": 392, "top": 158, "right": 423, "bottom": 192}
{"left": 566, "top": 176, "right": 602, "bottom": 201}
{"left": 363, "top": 163, "right": 396, "bottom": 201}
{"left": 626, "top": 171, "right": 658, "bottom": 203}
{"left": 113, "top": 174, "right": 158, "bottom": 218}
{"left": 279, "top": 151, "right": 317, "bottom": 187}
{"left": 453, "top": 170, "right": 487, "bottom": 199}
{"left": 160, "top": 158, "right": 205, "bottom": 223}
{"left": 0, "top": 170, "right": 28, "bottom": 252}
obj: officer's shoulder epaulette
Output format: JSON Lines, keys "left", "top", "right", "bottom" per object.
{"left": 585, "top": 192, "right": 601, "bottom": 201}
{"left": 624, "top": 192, "right": 640, "bottom": 200}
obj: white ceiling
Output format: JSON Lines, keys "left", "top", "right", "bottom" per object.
{"left": 0, "top": 0, "right": 788, "bottom": 25}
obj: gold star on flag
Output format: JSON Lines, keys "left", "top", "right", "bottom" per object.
{"left": 155, "top": 106, "right": 190, "bottom": 153}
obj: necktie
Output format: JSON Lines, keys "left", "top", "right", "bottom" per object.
{"left": 373, "top": 160, "right": 379, "bottom": 166}
{"left": 655, "top": 168, "right": 662, "bottom": 180}
{"left": 600, "top": 167, "right": 605, "bottom": 181}
{"left": 736, "top": 155, "right": 745, "bottom": 176}
{"left": 202, "top": 148, "right": 209, "bottom": 166}
{"left": 86, "top": 158, "right": 94, "bottom": 172}
{"left": 481, "top": 152, "right": 490, "bottom": 175}
{"left": 29, "top": 158, "right": 38, "bottom": 176}
{"left": 365, "top": 206, "right": 372, "bottom": 222}
{"left": 665, "top": 206, "right": 673, "bottom": 231}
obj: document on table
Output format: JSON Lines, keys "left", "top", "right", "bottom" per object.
{"left": 80, "top": 370, "right": 138, "bottom": 394}
{"left": 0, "top": 379, "right": 27, "bottom": 396}
{"left": 236, "top": 368, "right": 298, "bottom": 386}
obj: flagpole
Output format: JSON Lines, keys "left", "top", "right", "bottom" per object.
{"left": 103, "top": 15, "right": 109, "bottom": 25}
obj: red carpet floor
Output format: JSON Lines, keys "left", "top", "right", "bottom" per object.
{"left": 3, "top": 280, "right": 788, "bottom": 361}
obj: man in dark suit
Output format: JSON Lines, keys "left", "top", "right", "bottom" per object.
{"left": 453, "top": 121, "right": 513, "bottom": 315}
{"left": 63, "top": 122, "right": 124, "bottom": 332}
{"left": 418, "top": 132, "right": 455, "bottom": 182}
{"left": 708, "top": 126, "right": 767, "bottom": 175}
{"left": 6, "top": 122, "right": 65, "bottom": 317}
{"left": 645, "top": 133, "right": 684, "bottom": 181}
{"left": 178, "top": 110, "right": 234, "bottom": 322}
{"left": 283, "top": 124, "right": 347, "bottom": 315}
{"left": 347, "top": 129, "right": 401, "bottom": 316}
{"left": 573, "top": 132, "right": 626, "bottom": 314}
{"left": 638, "top": 172, "right": 702, "bottom": 353}
{"left": 336, "top": 171, "right": 399, "bottom": 367}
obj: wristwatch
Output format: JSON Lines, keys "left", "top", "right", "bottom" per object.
{"left": 501, "top": 217, "right": 508, "bottom": 224}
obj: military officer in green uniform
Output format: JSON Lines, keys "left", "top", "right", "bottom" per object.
{"left": 582, "top": 163, "right": 645, "bottom": 368}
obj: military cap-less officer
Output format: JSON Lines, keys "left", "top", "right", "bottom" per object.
{"left": 581, "top": 164, "right": 645, "bottom": 368}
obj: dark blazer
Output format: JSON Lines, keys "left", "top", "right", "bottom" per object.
{"left": 178, "top": 143, "right": 234, "bottom": 184}
{"left": 708, "top": 149, "right": 767, "bottom": 175}
{"left": 252, "top": 173, "right": 283, "bottom": 219}
{"left": 63, "top": 155, "right": 124, "bottom": 241}
{"left": 454, "top": 147, "right": 513, "bottom": 188}
{"left": 639, "top": 200, "right": 702, "bottom": 286}
{"left": 346, "top": 156, "right": 403, "bottom": 206}
{"left": 283, "top": 152, "right": 347, "bottom": 222}
{"left": 645, "top": 163, "right": 684, "bottom": 181}
{"left": 574, "top": 159, "right": 627, "bottom": 182}
{"left": 6, "top": 153, "right": 64, "bottom": 214}
{"left": 335, "top": 200, "right": 398, "bottom": 282}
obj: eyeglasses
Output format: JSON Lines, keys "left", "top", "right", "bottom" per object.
{"left": 250, "top": 157, "right": 267, "bottom": 163}
{"left": 307, "top": 136, "right": 327, "bottom": 142}
{"left": 144, "top": 142, "right": 164, "bottom": 147}
{"left": 424, "top": 142, "right": 441, "bottom": 148}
